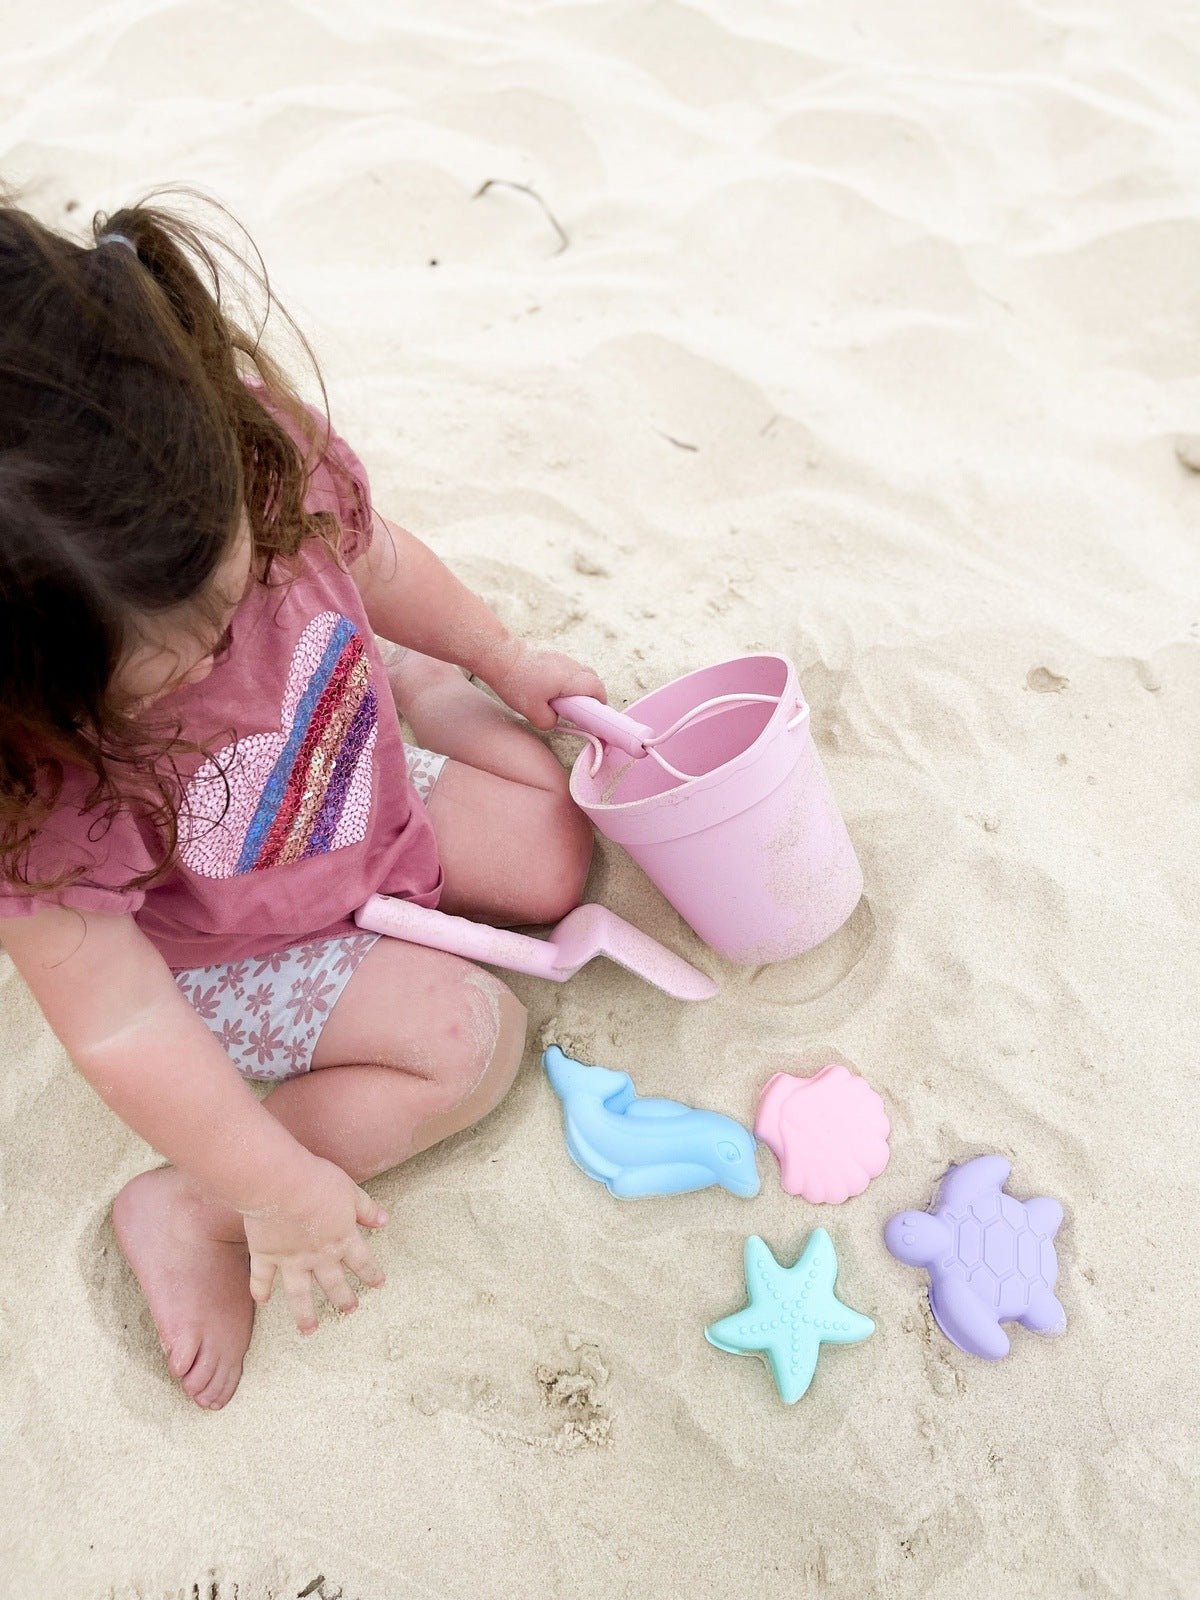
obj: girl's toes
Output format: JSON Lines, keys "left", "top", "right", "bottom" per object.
{"left": 204, "top": 1378, "right": 233, "bottom": 1411}
{"left": 196, "top": 1360, "right": 237, "bottom": 1411}
{"left": 213, "top": 1364, "right": 244, "bottom": 1411}
{"left": 213, "top": 1361, "right": 245, "bottom": 1410}
{"left": 193, "top": 1368, "right": 224, "bottom": 1409}
{"left": 165, "top": 1328, "right": 202, "bottom": 1382}
{"left": 181, "top": 1343, "right": 221, "bottom": 1402}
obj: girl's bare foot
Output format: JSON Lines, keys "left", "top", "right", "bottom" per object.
{"left": 112, "top": 1165, "right": 255, "bottom": 1410}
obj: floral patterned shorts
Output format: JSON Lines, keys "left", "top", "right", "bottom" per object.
{"left": 173, "top": 743, "right": 447, "bottom": 1082}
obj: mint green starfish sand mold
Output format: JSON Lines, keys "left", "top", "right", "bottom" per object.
{"left": 705, "top": 1228, "right": 874, "bottom": 1403}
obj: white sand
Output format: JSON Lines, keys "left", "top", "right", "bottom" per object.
{"left": 2, "top": 3, "right": 1199, "bottom": 1597}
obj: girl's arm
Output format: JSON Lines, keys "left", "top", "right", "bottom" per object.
{"left": 3, "top": 903, "right": 312, "bottom": 1211}
{"left": 351, "top": 514, "right": 515, "bottom": 683}
{"left": 0, "top": 905, "right": 386, "bottom": 1323}
{"left": 350, "top": 515, "right": 606, "bottom": 728}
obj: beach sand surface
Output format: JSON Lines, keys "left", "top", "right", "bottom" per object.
{"left": 1, "top": 2, "right": 1198, "bottom": 1596}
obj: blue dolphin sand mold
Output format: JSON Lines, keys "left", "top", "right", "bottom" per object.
{"left": 706, "top": 1228, "right": 874, "bottom": 1403}
{"left": 542, "top": 1045, "right": 761, "bottom": 1199}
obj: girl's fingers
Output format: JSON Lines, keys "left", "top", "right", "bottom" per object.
{"left": 344, "top": 1234, "right": 386, "bottom": 1289}
{"left": 570, "top": 667, "right": 605, "bottom": 702}
{"left": 314, "top": 1264, "right": 359, "bottom": 1316}
{"left": 282, "top": 1267, "right": 319, "bottom": 1336}
{"left": 248, "top": 1256, "right": 277, "bottom": 1306}
{"left": 354, "top": 1185, "right": 388, "bottom": 1228}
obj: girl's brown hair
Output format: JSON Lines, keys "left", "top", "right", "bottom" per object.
{"left": 0, "top": 188, "right": 350, "bottom": 896}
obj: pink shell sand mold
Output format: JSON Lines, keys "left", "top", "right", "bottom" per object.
{"left": 754, "top": 1063, "right": 891, "bottom": 1203}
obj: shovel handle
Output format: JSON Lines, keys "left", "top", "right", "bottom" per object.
{"left": 551, "top": 695, "right": 653, "bottom": 758}
{"left": 355, "top": 894, "right": 559, "bottom": 981}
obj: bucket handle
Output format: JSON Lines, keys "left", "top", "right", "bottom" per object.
{"left": 552, "top": 692, "right": 809, "bottom": 781}
{"left": 551, "top": 696, "right": 654, "bottom": 758}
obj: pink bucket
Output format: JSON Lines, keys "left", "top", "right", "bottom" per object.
{"left": 553, "top": 655, "right": 863, "bottom": 966}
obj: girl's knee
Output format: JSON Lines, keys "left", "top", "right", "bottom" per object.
{"left": 414, "top": 970, "right": 526, "bottom": 1150}
{"left": 461, "top": 970, "right": 527, "bottom": 1107}
{"left": 522, "top": 787, "right": 594, "bottom": 924}
{"left": 561, "top": 798, "right": 595, "bottom": 907}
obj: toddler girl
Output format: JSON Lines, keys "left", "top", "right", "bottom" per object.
{"left": 0, "top": 198, "right": 602, "bottom": 1410}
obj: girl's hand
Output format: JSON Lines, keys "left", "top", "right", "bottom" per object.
{"left": 243, "top": 1155, "right": 388, "bottom": 1334}
{"left": 481, "top": 639, "right": 607, "bottom": 730}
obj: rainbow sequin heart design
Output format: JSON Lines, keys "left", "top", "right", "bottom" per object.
{"left": 181, "top": 611, "right": 378, "bottom": 878}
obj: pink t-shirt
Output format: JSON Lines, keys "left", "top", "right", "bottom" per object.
{"left": 0, "top": 394, "right": 442, "bottom": 969}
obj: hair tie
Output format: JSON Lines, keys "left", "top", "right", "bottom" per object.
{"left": 98, "top": 232, "right": 138, "bottom": 254}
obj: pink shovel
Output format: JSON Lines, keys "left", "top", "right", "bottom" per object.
{"left": 354, "top": 894, "right": 717, "bottom": 1001}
